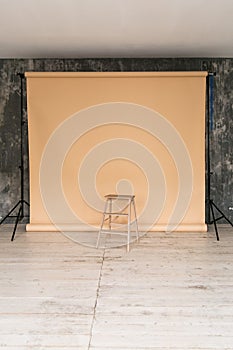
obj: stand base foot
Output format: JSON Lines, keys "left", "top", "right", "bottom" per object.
{"left": 207, "top": 199, "right": 233, "bottom": 241}
{"left": 0, "top": 200, "right": 30, "bottom": 241}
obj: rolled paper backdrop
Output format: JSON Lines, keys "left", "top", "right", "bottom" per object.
{"left": 25, "top": 72, "right": 207, "bottom": 239}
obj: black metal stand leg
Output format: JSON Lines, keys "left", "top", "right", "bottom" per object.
{"left": 207, "top": 198, "right": 233, "bottom": 241}
{"left": 209, "top": 200, "right": 219, "bottom": 241}
{"left": 211, "top": 201, "right": 233, "bottom": 227}
{"left": 11, "top": 204, "right": 23, "bottom": 242}
{"left": 0, "top": 201, "right": 21, "bottom": 225}
{"left": 0, "top": 199, "right": 30, "bottom": 241}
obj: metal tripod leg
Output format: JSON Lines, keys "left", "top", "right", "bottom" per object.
{"left": 0, "top": 201, "right": 21, "bottom": 225}
{"left": 211, "top": 201, "right": 233, "bottom": 227}
{"left": 0, "top": 200, "right": 29, "bottom": 241}
{"left": 209, "top": 200, "right": 219, "bottom": 241}
{"left": 11, "top": 204, "right": 23, "bottom": 241}
{"left": 208, "top": 199, "right": 233, "bottom": 241}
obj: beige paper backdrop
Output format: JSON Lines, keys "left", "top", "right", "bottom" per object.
{"left": 25, "top": 72, "right": 207, "bottom": 232}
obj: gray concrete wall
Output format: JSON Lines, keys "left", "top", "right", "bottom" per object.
{"left": 0, "top": 58, "right": 232, "bottom": 223}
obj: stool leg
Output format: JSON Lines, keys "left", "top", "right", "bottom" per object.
{"left": 96, "top": 200, "right": 108, "bottom": 248}
{"left": 109, "top": 198, "right": 112, "bottom": 232}
{"left": 127, "top": 199, "right": 131, "bottom": 252}
{"left": 132, "top": 198, "right": 139, "bottom": 241}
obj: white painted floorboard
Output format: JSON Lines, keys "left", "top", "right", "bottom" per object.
{"left": 0, "top": 224, "right": 233, "bottom": 349}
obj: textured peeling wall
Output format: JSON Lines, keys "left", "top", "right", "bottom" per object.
{"left": 0, "top": 58, "right": 232, "bottom": 223}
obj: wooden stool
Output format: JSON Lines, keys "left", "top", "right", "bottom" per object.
{"left": 96, "top": 194, "right": 139, "bottom": 251}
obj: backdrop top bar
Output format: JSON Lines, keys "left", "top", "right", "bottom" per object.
{"left": 25, "top": 71, "right": 208, "bottom": 78}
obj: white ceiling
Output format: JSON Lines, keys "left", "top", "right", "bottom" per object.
{"left": 0, "top": 0, "right": 233, "bottom": 58}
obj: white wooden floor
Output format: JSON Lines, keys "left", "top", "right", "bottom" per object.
{"left": 0, "top": 224, "right": 233, "bottom": 349}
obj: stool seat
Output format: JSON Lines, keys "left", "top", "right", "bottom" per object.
{"left": 105, "top": 194, "right": 135, "bottom": 199}
{"left": 96, "top": 194, "right": 139, "bottom": 251}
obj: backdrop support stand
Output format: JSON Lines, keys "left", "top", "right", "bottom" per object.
{"left": 206, "top": 73, "right": 233, "bottom": 240}
{"left": 0, "top": 73, "right": 29, "bottom": 241}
